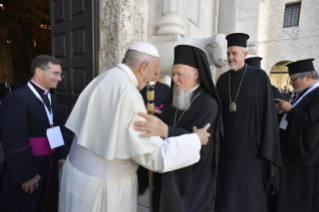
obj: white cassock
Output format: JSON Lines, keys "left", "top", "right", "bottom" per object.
{"left": 59, "top": 63, "right": 202, "bottom": 212}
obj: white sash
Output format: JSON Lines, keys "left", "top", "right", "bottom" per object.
{"left": 279, "top": 81, "right": 319, "bottom": 130}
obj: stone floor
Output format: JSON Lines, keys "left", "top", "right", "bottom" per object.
{"left": 138, "top": 188, "right": 150, "bottom": 212}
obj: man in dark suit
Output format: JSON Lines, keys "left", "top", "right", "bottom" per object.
{"left": 0, "top": 55, "right": 66, "bottom": 212}
{"left": 0, "top": 76, "right": 14, "bottom": 101}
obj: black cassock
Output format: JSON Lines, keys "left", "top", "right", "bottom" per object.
{"left": 274, "top": 86, "right": 319, "bottom": 212}
{"left": 0, "top": 83, "right": 65, "bottom": 212}
{"left": 215, "top": 64, "right": 282, "bottom": 212}
{"left": 154, "top": 86, "right": 221, "bottom": 212}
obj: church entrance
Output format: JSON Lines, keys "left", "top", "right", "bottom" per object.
{"left": 0, "top": 0, "right": 99, "bottom": 152}
{"left": 50, "top": 0, "right": 99, "bottom": 150}
{"left": 269, "top": 61, "right": 293, "bottom": 92}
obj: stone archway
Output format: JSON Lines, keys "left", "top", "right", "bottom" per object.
{"left": 269, "top": 61, "right": 293, "bottom": 91}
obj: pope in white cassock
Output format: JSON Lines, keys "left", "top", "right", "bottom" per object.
{"left": 59, "top": 42, "right": 211, "bottom": 212}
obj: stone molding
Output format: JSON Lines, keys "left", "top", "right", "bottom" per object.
{"left": 156, "top": 0, "right": 185, "bottom": 36}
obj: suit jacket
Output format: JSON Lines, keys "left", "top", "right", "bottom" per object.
{"left": 0, "top": 83, "right": 14, "bottom": 100}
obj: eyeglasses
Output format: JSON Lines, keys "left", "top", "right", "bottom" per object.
{"left": 289, "top": 77, "right": 299, "bottom": 83}
{"left": 46, "top": 70, "right": 65, "bottom": 80}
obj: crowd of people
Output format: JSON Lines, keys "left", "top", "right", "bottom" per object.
{"left": 0, "top": 32, "right": 318, "bottom": 212}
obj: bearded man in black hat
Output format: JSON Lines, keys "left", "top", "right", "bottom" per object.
{"left": 134, "top": 45, "right": 224, "bottom": 211}
{"left": 215, "top": 33, "right": 282, "bottom": 212}
{"left": 274, "top": 59, "right": 319, "bottom": 212}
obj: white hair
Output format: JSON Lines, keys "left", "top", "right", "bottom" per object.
{"left": 296, "top": 70, "right": 319, "bottom": 80}
{"left": 122, "top": 50, "right": 157, "bottom": 68}
{"left": 242, "top": 47, "right": 248, "bottom": 53}
{"left": 172, "top": 85, "right": 193, "bottom": 111}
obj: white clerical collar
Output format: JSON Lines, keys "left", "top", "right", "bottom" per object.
{"left": 117, "top": 63, "right": 139, "bottom": 88}
{"left": 31, "top": 79, "right": 50, "bottom": 94}
{"left": 191, "top": 83, "right": 201, "bottom": 92}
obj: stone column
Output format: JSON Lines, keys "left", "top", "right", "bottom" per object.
{"left": 215, "top": 0, "right": 238, "bottom": 79}
{"left": 156, "top": 0, "right": 184, "bottom": 36}
{"left": 217, "top": 0, "right": 238, "bottom": 34}
{"left": 18, "top": 10, "right": 40, "bottom": 75}
{"left": 99, "top": 0, "right": 149, "bottom": 74}
{"left": 5, "top": 11, "right": 23, "bottom": 80}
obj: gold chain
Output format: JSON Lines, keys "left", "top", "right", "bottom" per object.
{"left": 229, "top": 64, "right": 247, "bottom": 104}
{"left": 173, "top": 89, "right": 204, "bottom": 127}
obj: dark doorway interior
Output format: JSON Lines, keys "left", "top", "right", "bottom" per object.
{"left": 0, "top": 0, "right": 99, "bottom": 154}
{"left": 0, "top": 0, "right": 52, "bottom": 83}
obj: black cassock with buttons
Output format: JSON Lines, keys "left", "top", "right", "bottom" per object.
{"left": 0, "top": 81, "right": 66, "bottom": 212}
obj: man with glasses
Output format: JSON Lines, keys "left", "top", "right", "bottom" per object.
{"left": 274, "top": 59, "right": 319, "bottom": 212}
{"left": 0, "top": 55, "right": 66, "bottom": 212}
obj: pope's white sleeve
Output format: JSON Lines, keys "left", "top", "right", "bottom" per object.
{"left": 132, "top": 133, "right": 201, "bottom": 172}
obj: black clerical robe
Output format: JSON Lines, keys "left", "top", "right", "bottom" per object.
{"left": 215, "top": 64, "right": 282, "bottom": 212}
{"left": 0, "top": 83, "right": 65, "bottom": 212}
{"left": 274, "top": 86, "right": 319, "bottom": 212}
{"left": 154, "top": 86, "right": 220, "bottom": 212}
{"left": 0, "top": 82, "right": 14, "bottom": 100}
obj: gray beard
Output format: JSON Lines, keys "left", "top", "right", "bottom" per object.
{"left": 172, "top": 86, "right": 193, "bottom": 111}
{"left": 228, "top": 63, "right": 238, "bottom": 70}
{"left": 295, "top": 87, "right": 304, "bottom": 95}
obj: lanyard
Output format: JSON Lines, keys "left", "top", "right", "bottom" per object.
{"left": 291, "top": 81, "right": 319, "bottom": 107}
{"left": 279, "top": 81, "right": 319, "bottom": 130}
{"left": 27, "top": 82, "right": 54, "bottom": 127}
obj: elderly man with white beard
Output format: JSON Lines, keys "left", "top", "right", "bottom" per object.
{"left": 134, "top": 45, "right": 224, "bottom": 212}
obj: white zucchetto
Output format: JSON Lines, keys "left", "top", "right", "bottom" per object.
{"left": 128, "top": 42, "right": 160, "bottom": 58}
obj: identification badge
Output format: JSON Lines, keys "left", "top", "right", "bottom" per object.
{"left": 279, "top": 114, "right": 288, "bottom": 130}
{"left": 47, "top": 126, "right": 65, "bottom": 149}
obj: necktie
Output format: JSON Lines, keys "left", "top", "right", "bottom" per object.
{"left": 6, "top": 83, "right": 11, "bottom": 92}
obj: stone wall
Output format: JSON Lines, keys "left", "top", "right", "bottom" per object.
{"left": 258, "top": 0, "right": 319, "bottom": 74}
{"left": 237, "top": 0, "right": 260, "bottom": 53}
{"left": 148, "top": 0, "right": 216, "bottom": 38}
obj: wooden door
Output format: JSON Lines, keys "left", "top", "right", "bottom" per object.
{"left": 50, "top": 0, "right": 99, "bottom": 150}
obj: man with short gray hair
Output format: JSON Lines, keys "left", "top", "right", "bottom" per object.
{"left": 274, "top": 59, "right": 319, "bottom": 212}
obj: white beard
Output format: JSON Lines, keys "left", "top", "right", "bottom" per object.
{"left": 172, "top": 85, "right": 193, "bottom": 111}
{"left": 228, "top": 63, "right": 238, "bottom": 70}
